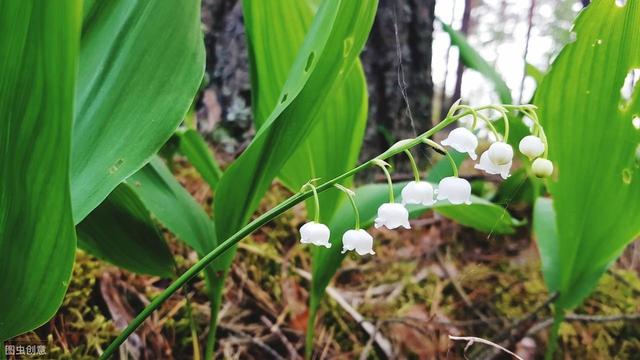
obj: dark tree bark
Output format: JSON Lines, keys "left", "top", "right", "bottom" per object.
{"left": 360, "top": 0, "right": 436, "bottom": 166}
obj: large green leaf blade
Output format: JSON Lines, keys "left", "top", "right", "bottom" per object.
{"left": 533, "top": 197, "right": 560, "bottom": 292}
{"left": 76, "top": 184, "right": 174, "bottom": 277}
{"left": 311, "top": 182, "right": 517, "bottom": 304}
{"left": 71, "top": 0, "right": 205, "bottom": 222}
{"left": 213, "top": 0, "right": 377, "bottom": 284}
{"left": 534, "top": 0, "right": 640, "bottom": 309}
{"left": 0, "top": 1, "right": 80, "bottom": 340}
{"left": 244, "top": 0, "right": 369, "bottom": 221}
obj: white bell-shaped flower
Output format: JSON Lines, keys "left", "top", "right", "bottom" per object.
{"left": 518, "top": 135, "right": 545, "bottom": 159}
{"left": 487, "top": 142, "right": 513, "bottom": 165}
{"left": 341, "top": 229, "right": 375, "bottom": 255}
{"left": 532, "top": 158, "right": 554, "bottom": 178}
{"left": 401, "top": 181, "right": 435, "bottom": 206}
{"left": 374, "top": 203, "right": 411, "bottom": 229}
{"left": 299, "top": 221, "right": 331, "bottom": 248}
{"left": 436, "top": 176, "right": 472, "bottom": 205}
{"left": 475, "top": 151, "right": 511, "bottom": 179}
{"left": 441, "top": 128, "right": 478, "bottom": 160}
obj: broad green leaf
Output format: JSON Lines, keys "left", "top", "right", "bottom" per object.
{"left": 71, "top": 0, "right": 205, "bottom": 222}
{"left": 438, "top": 18, "right": 512, "bottom": 104}
{"left": 0, "top": 1, "right": 80, "bottom": 340}
{"left": 126, "top": 157, "right": 216, "bottom": 256}
{"left": 244, "top": 0, "right": 369, "bottom": 221}
{"left": 177, "top": 128, "right": 223, "bottom": 190}
{"left": 533, "top": 197, "right": 560, "bottom": 292}
{"left": 76, "top": 184, "right": 174, "bottom": 277}
{"left": 212, "top": 0, "right": 378, "bottom": 342}
{"left": 310, "top": 182, "right": 518, "bottom": 311}
{"left": 77, "top": 184, "right": 173, "bottom": 277}
{"left": 534, "top": 0, "right": 640, "bottom": 309}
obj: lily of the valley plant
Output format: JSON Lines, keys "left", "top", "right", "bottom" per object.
{"left": 297, "top": 102, "right": 551, "bottom": 256}
{"left": 102, "top": 102, "right": 550, "bottom": 358}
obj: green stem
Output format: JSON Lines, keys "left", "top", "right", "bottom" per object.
{"left": 375, "top": 161, "right": 394, "bottom": 203}
{"left": 423, "top": 139, "right": 458, "bottom": 177}
{"left": 305, "top": 298, "right": 320, "bottom": 360}
{"left": 404, "top": 150, "right": 420, "bottom": 182}
{"left": 185, "top": 295, "right": 201, "bottom": 360}
{"left": 100, "top": 109, "right": 474, "bottom": 360}
{"left": 303, "top": 182, "right": 321, "bottom": 222}
{"left": 335, "top": 184, "right": 360, "bottom": 229}
{"left": 545, "top": 307, "right": 566, "bottom": 360}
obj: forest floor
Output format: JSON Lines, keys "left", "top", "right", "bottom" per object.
{"left": 10, "top": 158, "right": 640, "bottom": 360}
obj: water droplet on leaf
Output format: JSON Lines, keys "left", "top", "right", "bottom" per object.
{"left": 622, "top": 168, "right": 632, "bottom": 184}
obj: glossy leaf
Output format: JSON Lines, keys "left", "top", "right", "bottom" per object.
{"left": 0, "top": 1, "right": 80, "bottom": 340}
{"left": 177, "top": 128, "right": 223, "bottom": 190}
{"left": 310, "top": 182, "right": 518, "bottom": 311}
{"left": 77, "top": 184, "right": 174, "bottom": 277}
{"left": 71, "top": 0, "right": 205, "bottom": 222}
{"left": 534, "top": 0, "right": 640, "bottom": 309}
{"left": 244, "top": 0, "right": 369, "bottom": 221}
{"left": 438, "top": 18, "right": 512, "bottom": 104}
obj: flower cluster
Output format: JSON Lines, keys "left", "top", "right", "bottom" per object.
{"left": 298, "top": 103, "right": 551, "bottom": 256}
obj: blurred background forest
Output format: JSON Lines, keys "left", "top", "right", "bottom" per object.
{"left": 11, "top": 0, "right": 639, "bottom": 359}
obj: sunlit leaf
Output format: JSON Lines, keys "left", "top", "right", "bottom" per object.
{"left": 71, "top": 0, "right": 205, "bottom": 222}
{"left": 534, "top": 0, "right": 640, "bottom": 309}
{"left": 0, "top": 1, "right": 80, "bottom": 340}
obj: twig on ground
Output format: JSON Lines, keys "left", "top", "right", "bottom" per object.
{"left": 607, "top": 269, "right": 640, "bottom": 297}
{"left": 218, "top": 324, "right": 286, "bottom": 360}
{"left": 449, "top": 335, "right": 524, "bottom": 360}
{"left": 525, "top": 312, "right": 640, "bottom": 336}
{"left": 358, "top": 320, "right": 383, "bottom": 360}
{"left": 435, "top": 249, "right": 501, "bottom": 331}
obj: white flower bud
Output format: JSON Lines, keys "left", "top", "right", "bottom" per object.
{"left": 299, "top": 221, "right": 331, "bottom": 248}
{"left": 436, "top": 176, "right": 472, "bottom": 205}
{"left": 532, "top": 158, "right": 554, "bottom": 178}
{"left": 401, "top": 181, "right": 435, "bottom": 206}
{"left": 487, "top": 142, "right": 513, "bottom": 165}
{"left": 518, "top": 135, "right": 545, "bottom": 159}
{"left": 374, "top": 203, "right": 411, "bottom": 229}
{"left": 475, "top": 151, "right": 511, "bottom": 179}
{"left": 441, "top": 127, "right": 478, "bottom": 160}
{"left": 341, "top": 229, "right": 375, "bottom": 255}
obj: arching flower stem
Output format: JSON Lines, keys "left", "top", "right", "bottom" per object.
{"left": 404, "top": 149, "right": 421, "bottom": 182}
{"left": 334, "top": 184, "right": 360, "bottom": 229}
{"left": 372, "top": 159, "right": 395, "bottom": 203}
{"left": 301, "top": 181, "right": 321, "bottom": 222}
{"left": 423, "top": 138, "right": 459, "bottom": 177}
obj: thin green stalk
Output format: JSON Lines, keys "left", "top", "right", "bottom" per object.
{"left": 375, "top": 161, "right": 394, "bottom": 203}
{"left": 545, "top": 308, "right": 566, "bottom": 360}
{"left": 334, "top": 184, "right": 360, "bottom": 229}
{"left": 185, "top": 295, "right": 201, "bottom": 360}
{"left": 305, "top": 298, "right": 320, "bottom": 360}
{"left": 302, "top": 182, "right": 321, "bottom": 222}
{"left": 404, "top": 150, "right": 420, "bottom": 182}
{"left": 423, "top": 139, "right": 458, "bottom": 177}
{"left": 101, "top": 110, "right": 471, "bottom": 359}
